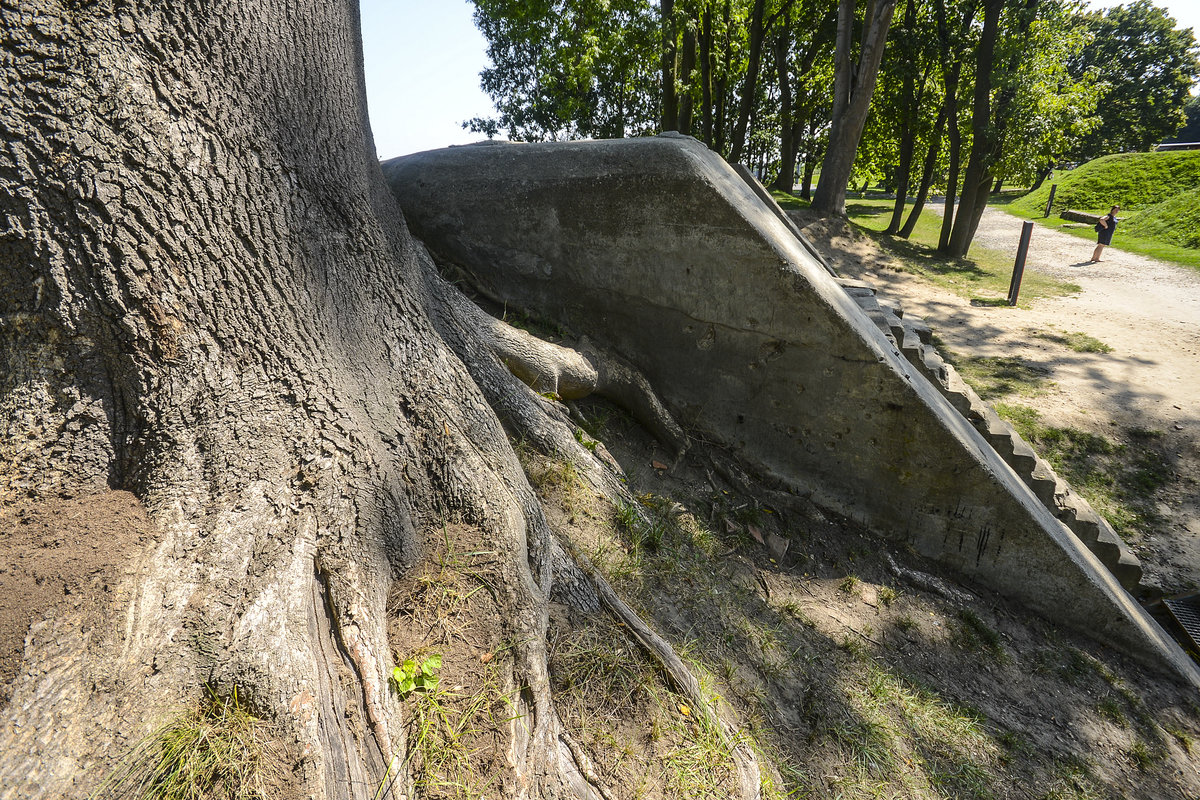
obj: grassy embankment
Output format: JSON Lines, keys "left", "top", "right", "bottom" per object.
{"left": 771, "top": 191, "right": 1079, "bottom": 307}
{"left": 1007, "top": 150, "right": 1200, "bottom": 271}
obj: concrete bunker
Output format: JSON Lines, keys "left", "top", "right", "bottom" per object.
{"left": 383, "top": 134, "right": 1199, "bottom": 687}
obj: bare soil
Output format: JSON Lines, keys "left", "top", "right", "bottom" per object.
{"left": 539, "top": 399, "right": 1200, "bottom": 799}
{"left": 3, "top": 213, "right": 1198, "bottom": 797}
{"left": 0, "top": 491, "right": 160, "bottom": 707}
{"left": 802, "top": 206, "right": 1200, "bottom": 596}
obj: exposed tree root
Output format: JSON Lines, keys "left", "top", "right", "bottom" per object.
{"left": 427, "top": 256, "right": 688, "bottom": 458}
{"left": 421, "top": 255, "right": 765, "bottom": 797}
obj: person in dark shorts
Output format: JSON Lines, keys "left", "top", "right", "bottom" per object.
{"left": 1090, "top": 205, "right": 1120, "bottom": 262}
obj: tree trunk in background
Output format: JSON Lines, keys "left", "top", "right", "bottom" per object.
{"left": 1028, "top": 164, "right": 1052, "bottom": 192}
{"left": 714, "top": 1, "right": 733, "bottom": 153}
{"left": 661, "top": 0, "right": 679, "bottom": 131}
{"left": 770, "top": 32, "right": 797, "bottom": 191}
{"left": 936, "top": 0, "right": 973, "bottom": 251}
{"left": 700, "top": 6, "right": 715, "bottom": 145}
{"left": 900, "top": 102, "right": 948, "bottom": 237}
{"left": 946, "top": 0, "right": 1003, "bottom": 257}
{"left": 0, "top": 2, "right": 708, "bottom": 797}
{"left": 886, "top": 0, "right": 920, "bottom": 234}
{"left": 811, "top": 0, "right": 898, "bottom": 217}
{"left": 679, "top": 22, "right": 698, "bottom": 135}
{"left": 728, "top": 0, "right": 766, "bottom": 163}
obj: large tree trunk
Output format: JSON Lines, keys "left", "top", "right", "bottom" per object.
{"left": 899, "top": 101, "right": 948, "bottom": 238}
{"left": 700, "top": 6, "right": 715, "bottom": 145}
{"left": 885, "top": 0, "right": 922, "bottom": 234}
{"left": 661, "top": 0, "right": 679, "bottom": 132}
{"left": 769, "top": 32, "right": 797, "bottom": 191}
{"left": 0, "top": 2, "right": 758, "bottom": 798}
{"left": 678, "top": 20, "right": 697, "bottom": 135}
{"left": 946, "top": 0, "right": 1003, "bottom": 257}
{"left": 811, "top": 0, "right": 898, "bottom": 217}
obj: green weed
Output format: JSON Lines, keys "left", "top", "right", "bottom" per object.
{"left": 1097, "top": 695, "right": 1128, "bottom": 727}
{"left": 995, "top": 404, "right": 1173, "bottom": 540}
{"left": 92, "top": 686, "right": 273, "bottom": 800}
{"left": 951, "top": 610, "right": 1008, "bottom": 663}
{"left": 1032, "top": 329, "right": 1112, "bottom": 354}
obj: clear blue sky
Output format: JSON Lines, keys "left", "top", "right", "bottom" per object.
{"left": 359, "top": 0, "right": 1200, "bottom": 160}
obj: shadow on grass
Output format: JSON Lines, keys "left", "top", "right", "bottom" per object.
{"left": 851, "top": 224, "right": 993, "bottom": 283}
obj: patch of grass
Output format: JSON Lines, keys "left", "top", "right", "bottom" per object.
{"left": 401, "top": 664, "right": 510, "bottom": 800}
{"left": 660, "top": 691, "right": 742, "bottom": 799}
{"left": 1164, "top": 724, "right": 1194, "bottom": 753}
{"left": 550, "top": 621, "right": 658, "bottom": 719}
{"left": 844, "top": 197, "right": 1080, "bottom": 305}
{"left": 770, "top": 189, "right": 810, "bottom": 211}
{"left": 1129, "top": 738, "right": 1165, "bottom": 771}
{"left": 1097, "top": 695, "right": 1128, "bottom": 727}
{"left": 1040, "top": 754, "right": 1105, "bottom": 800}
{"left": 877, "top": 585, "right": 898, "bottom": 606}
{"left": 831, "top": 663, "right": 1000, "bottom": 798}
{"left": 1032, "top": 328, "right": 1113, "bottom": 354}
{"left": 951, "top": 609, "right": 1008, "bottom": 663}
{"left": 838, "top": 574, "right": 861, "bottom": 596}
{"left": 947, "top": 355, "right": 1052, "bottom": 399}
{"left": 93, "top": 686, "right": 274, "bottom": 800}
{"left": 995, "top": 404, "right": 1173, "bottom": 540}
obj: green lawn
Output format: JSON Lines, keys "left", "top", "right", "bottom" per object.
{"left": 779, "top": 192, "right": 1081, "bottom": 306}
{"left": 1004, "top": 204, "right": 1200, "bottom": 271}
{"left": 1007, "top": 151, "right": 1200, "bottom": 271}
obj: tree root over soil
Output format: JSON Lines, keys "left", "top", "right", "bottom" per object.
{"left": 420, "top": 258, "right": 767, "bottom": 799}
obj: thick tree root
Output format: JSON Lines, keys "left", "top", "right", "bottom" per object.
{"left": 428, "top": 262, "right": 688, "bottom": 457}
{"left": 421, "top": 258, "right": 764, "bottom": 797}
{"left": 566, "top": 543, "right": 767, "bottom": 800}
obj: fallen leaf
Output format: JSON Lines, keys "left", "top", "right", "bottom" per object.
{"left": 678, "top": 703, "right": 691, "bottom": 716}
{"left": 480, "top": 652, "right": 494, "bottom": 664}
{"left": 651, "top": 460, "right": 669, "bottom": 471}
{"left": 747, "top": 524, "right": 765, "bottom": 545}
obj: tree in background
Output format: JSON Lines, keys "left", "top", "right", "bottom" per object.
{"left": 467, "top": 0, "right": 660, "bottom": 140}
{"left": 1164, "top": 94, "right": 1200, "bottom": 143}
{"left": 811, "top": 0, "right": 899, "bottom": 216}
{"left": 1068, "top": 0, "right": 1200, "bottom": 158}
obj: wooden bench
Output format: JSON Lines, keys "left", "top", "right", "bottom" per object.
{"left": 1061, "top": 209, "right": 1101, "bottom": 224}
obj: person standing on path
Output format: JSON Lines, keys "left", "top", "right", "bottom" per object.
{"left": 1090, "top": 205, "right": 1120, "bottom": 262}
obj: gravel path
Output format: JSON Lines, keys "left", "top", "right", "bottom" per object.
{"left": 805, "top": 205, "right": 1200, "bottom": 594}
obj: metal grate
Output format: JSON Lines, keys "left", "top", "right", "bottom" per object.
{"left": 1163, "top": 594, "right": 1200, "bottom": 654}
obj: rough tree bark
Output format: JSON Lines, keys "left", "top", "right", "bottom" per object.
{"left": 0, "top": 1, "right": 757, "bottom": 798}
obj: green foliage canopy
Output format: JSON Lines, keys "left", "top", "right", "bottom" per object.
{"left": 1067, "top": 0, "right": 1200, "bottom": 159}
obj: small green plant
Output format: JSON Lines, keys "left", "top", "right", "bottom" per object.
{"left": 391, "top": 653, "right": 443, "bottom": 698}
{"left": 1097, "top": 695, "right": 1128, "bottom": 726}
{"left": 1033, "top": 329, "right": 1113, "bottom": 354}
{"left": 838, "top": 575, "right": 861, "bottom": 595}
{"left": 1164, "top": 724, "right": 1194, "bottom": 753}
{"left": 877, "top": 585, "right": 898, "bottom": 606}
{"left": 92, "top": 686, "right": 272, "bottom": 800}
{"left": 952, "top": 609, "right": 1008, "bottom": 663}
{"left": 573, "top": 427, "right": 599, "bottom": 452}
{"left": 1129, "top": 739, "right": 1163, "bottom": 770}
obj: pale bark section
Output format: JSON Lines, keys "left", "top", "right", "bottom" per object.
{"left": 0, "top": 1, "right": 753, "bottom": 798}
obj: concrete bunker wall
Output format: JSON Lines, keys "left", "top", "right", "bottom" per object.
{"left": 383, "top": 135, "right": 1199, "bottom": 686}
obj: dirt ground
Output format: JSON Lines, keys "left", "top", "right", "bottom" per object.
{"left": 2, "top": 210, "right": 1198, "bottom": 797}
{"left": 803, "top": 206, "right": 1200, "bottom": 596}
{"left": 0, "top": 492, "right": 160, "bottom": 707}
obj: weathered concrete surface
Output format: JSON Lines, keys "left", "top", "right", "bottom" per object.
{"left": 383, "top": 135, "right": 1200, "bottom": 687}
